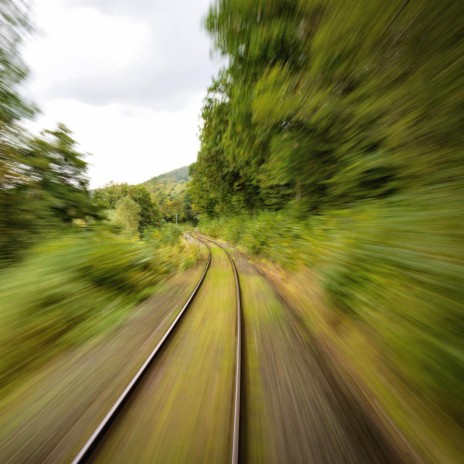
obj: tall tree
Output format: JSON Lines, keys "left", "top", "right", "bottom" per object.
{"left": 26, "top": 124, "right": 100, "bottom": 224}
{"left": 0, "top": 0, "right": 35, "bottom": 188}
{"left": 0, "top": 1, "right": 37, "bottom": 262}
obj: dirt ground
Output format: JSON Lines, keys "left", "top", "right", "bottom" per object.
{"left": 234, "top": 251, "right": 411, "bottom": 463}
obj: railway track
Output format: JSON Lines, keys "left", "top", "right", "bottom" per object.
{"left": 197, "top": 234, "right": 242, "bottom": 464}
{"left": 71, "top": 234, "right": 242, "bottom": 464}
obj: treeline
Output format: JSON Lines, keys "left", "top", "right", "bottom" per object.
{"left": 92, "top": 176, "right": 195, "bottom": 234}
{"left": 190, "top": 0, "right": 462, "bottom": 215}
{"left": 93, "top": 183, "right": 161, "bottom": 236}
{"left": 1, "top": 124, "right": 105, "bottom": 262}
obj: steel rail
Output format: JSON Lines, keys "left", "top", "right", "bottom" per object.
{"left": 196, "top": 234, "right": 242, "bottom": 464}
{"left": 71, "top": 235, "right": 211, "bottom": 464}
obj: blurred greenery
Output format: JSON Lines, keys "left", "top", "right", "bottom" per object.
{"left": 0, "top": 1, "right": 102, "bottom": 263}
{"left": 199, "top": 196, "right": 464, "bottom": 456}
{"left": 0, "top": 226, "right": 199, "bottom": 392}
{"left": 192, "top": 0, "right": 463, "bottom": 214}
{"left": 1, "top": 0, "right": 463, "bottom": 458}
{"left": 200, "top": 194, "right": 464, "bottom": 414}
{"left": 193, "top": 0, "right": 464, "bottom": 458}
{"left": 0, "top": 3, "right": 108, "bottom": 263}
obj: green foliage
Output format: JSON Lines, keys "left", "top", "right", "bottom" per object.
{"left": 0, "top": 227, "right": 200, "bottom": 390}
{"left": 0, "top": 0, "right": 35, "bottom": 133}
{"left": 0, "top": 3, "right": 104, "bottom": 264}
{"left": 25, "top": 124, "right": 100, "bottom": 223}
{"left": 93, "top": 183, "right": 161, "bottom": 233}
{"left": 199, "top": 194, "right": 464, "bottom": 420}
{"left": 191, "top": 0, "right": 463, "bottom": 214}
{"left": 112, "top": 196, "right": 141, "bottom": 237}
{"left": 0, "top": 124, "right": 102, "bottom": 264}
{"left": 190, "top": 74, "right": 239, "bottom": 216}
{"left": 194, "top": 3, "right": 464, "bottom": 444}
{"left": 142, "top": 166, "right": 193, "bottom": 223}
{"left": 0, "top": 0, "right": 35, "bottom": 262}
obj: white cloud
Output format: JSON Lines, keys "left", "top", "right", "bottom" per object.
{"left": 29, "top": 95, "right": 202, "bottom": 188}
{"left": 22, "top": 0, "right": 220, "bottom": 189}
{"left": 24, "top": 1, "right": 160, "bottom": 96}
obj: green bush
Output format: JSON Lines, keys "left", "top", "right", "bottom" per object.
{"left": 199, "top": 194, "right": 464, "bottom": 420}
{"left": 0, "top": 227, "right": 200, "bottom": 391}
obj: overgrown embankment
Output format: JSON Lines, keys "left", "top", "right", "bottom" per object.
{"left": 0, "top": 225, "right": 199, "bottom": 395}
{"left": 199, "top": 193, "right": 463, "bottom": 463}
{"left": 189, "top": 1, "right": 462, "bottom": 461}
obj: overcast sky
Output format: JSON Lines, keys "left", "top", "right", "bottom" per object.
{"left": 22, "top": 0, "right": 220, "bottom": 188}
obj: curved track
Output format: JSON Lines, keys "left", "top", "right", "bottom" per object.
{"left": 196, "top": 234, "right": 242, "bottom": 464}
{"left": 72, "top": 234, "right": 242, "bottom": 464}
{"left": 71, "top": 236, "right": 211, "bottom": 463}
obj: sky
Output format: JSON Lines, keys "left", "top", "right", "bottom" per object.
{"left": 22, "top": 0, "right": 221, "bottom": 188}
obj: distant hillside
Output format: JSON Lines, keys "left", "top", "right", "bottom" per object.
{"left": 144, "top": 166, "right": 190, "bottom": 187}
{"left": 142, "top": 166, "right": 192, "bottom": 222}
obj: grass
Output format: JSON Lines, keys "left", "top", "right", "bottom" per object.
{"left": 199, "top": 191, "right": 464, "bottom": 462}
{"left": 0, "top": 225, "right": 200, "bottom": 396}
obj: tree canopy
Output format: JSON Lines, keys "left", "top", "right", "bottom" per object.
{"left": 190, "top": 0, "right": 463, "bottom": 216}
{"left": 93, "top": 183, "right": 161, "bottom": 234}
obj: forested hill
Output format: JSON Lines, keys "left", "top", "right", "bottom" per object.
{"left": 141, "top": 166, "right": 192, "bottom": 222}
{"left": 143, "top": 166, "right": 190, "bottom": 188}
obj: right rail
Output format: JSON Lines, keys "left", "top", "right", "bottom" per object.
{"left": 196, "top": 234, "right": 242, "bottom": 464}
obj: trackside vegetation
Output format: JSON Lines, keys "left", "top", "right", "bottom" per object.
{"left": 0, "top": 226, "right": 200, "bottom": 394}
{"left": 191, "top": 0, "right": 463, "bottom": 460}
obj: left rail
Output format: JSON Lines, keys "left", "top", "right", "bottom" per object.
{"left": 71, "top": 235, "right": 211, "bottom": 464}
